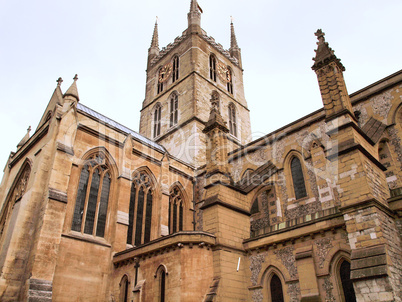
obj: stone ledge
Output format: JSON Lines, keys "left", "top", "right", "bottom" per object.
{"left": 48, "top": 187, "right": 68, "bottom": 203}
{"left": 351, "top": 265, "right": 388, "bottom": 280}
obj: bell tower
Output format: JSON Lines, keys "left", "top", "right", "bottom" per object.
{"left": 139, "top": 0, "right": 251, "bottom": 167}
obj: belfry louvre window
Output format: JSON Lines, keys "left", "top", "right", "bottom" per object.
{"left": 168, "top": 187, "right": 184, "bottom": 234}
{"left": 172, "top": 56, "right": 179, "bottom": 82}
{"left": 209, "top": 55, "right": 217, "bottom": 81}
{"left": 227, "top": 68, "right": 233, "bottom": 94}
{"left": 154, "top": 104, "right": 161, "bottom": 138}
{"left": 157, "top": 69, "right": 164, "bottom": 94}
{"left": 127, "top": 172, "right": 154, "bottom": 246}
{"left": 228, "top": 103, "right": 237, "bottom": 137}
{"left": 290, "top": 157, "right": 307, "bottom": 199}
{"left": 170, "top": 94, "right": 178, "bottom": 127}
{"left": 72, "top": 154, "right": 111, "bottom": 237}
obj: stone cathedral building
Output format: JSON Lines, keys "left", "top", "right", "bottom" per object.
{"left": 0, "top": 1, "right": 401, "bottom": 301}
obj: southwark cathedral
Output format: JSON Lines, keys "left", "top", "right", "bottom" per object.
{"left": 0, "top": 1, "right": 401, "bottom": 301}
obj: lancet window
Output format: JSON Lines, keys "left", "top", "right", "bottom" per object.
{"left": 209, "top": 55, "right": 217, "bottom": 82}
{"left": 172, "top": 56, "right": 179, "bottom": 83}
{"left": 170, "top": 94, "right": 178, "bottom": 127}
{"left": 270, "top": 274, "right": 284, "bottom": 302}
{"left": 72, "top": 153, "right": 111, "bottom": 238}
{"left": 290, "top": 156, "right": 307, "bottom": 199}
{"left": 226, "top": 67, "right": 233, "bottom": 94}
{"left": 157, "top": 68, "right": 164, "bottom": 94}
{"left": 228, "top": 103, "right": 237, "bottom": 137}
{"left": 168, "top": 187, "right": 184, "bottom": 234}
{"left": 127, "top": 171, "right": 154, "bottom": 246}
{"left": 154, "top": 104, "right": 162, "bottom": 138}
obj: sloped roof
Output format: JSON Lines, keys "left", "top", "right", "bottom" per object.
{"left": 361, "top": 117, "right": 387, "bottom": 144}
{"left": 77, "top": 103, "right": 165, "bottom": 153}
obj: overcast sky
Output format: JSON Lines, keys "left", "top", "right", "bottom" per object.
{"left": 0, "top": 0, "right": 401, "bottom": 177}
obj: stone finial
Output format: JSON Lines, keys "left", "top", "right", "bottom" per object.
{"left": 17, "top": 126, "right": 32, "bottom": 149}
{"left": 315, "top": 29, "right": 325, "bottom": 46}
{"left": 187, "top": 0, "right": 202, "bottom": 31}
{"left": 63, "top": 74, "right": 80, "bottom": 102}
{"left": 56, "top": 77, "right": 63, "bottom": 87}
{"left": 311, "top": 29, "right": 344, "bottom": 71}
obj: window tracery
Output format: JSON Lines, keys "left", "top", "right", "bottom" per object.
{"left": 127, "top": 171, "right": 154, "bottom": 246}
{"left": 169, "top": 186, "right": 184, "bottom": 234}
{"left": 72, "top": 153, "right": 111, "bottom": 238}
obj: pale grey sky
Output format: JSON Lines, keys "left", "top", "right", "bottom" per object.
{"left": 0, "top": 0, "right": 401, "bottom": 176}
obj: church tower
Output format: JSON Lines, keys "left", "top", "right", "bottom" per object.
{"left": 139, "top": 0, "right": 251, "bottom": 167}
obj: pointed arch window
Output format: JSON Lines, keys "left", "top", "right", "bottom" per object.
{"left": 157, "top": 68, "right": 164, "bottom": 94}
{"left": 290, "top": 157, "right": 307, "bottom": 200}
{"left": 209, "top": 55, "right": 217, "bottom": 82}
{"left": 270, "top": 274, "right": 284, "bottom": 302}
{"left": 170, "top": 94, "right": 178, "bottom": 127}
{"left": 127, "top": 172, "right": 154, "bottom": 246}
{"left": 72, "top": 153, "right": 111, "bottom": 238}
{"left": 172, "top": 56, "right": 179, "bottom": 83}
{"left": 227, "top": 68, "right": 233, "bottom": 94}
{"left": 154, "top": 104, "right": 162, "bottom": 138}
{"left": 119, "top": 275, "right": 129, "bottom": 302}
{"left": 339, "top": 260, "right": 357, "bottom": 302}
{"left": 169, "top": 187, "right": 184, "bottom": 234}
{"left": 159, "top": 270, "right": 166, "bottom": 302}
{"left": 0, "top": 162, "right": 31, "bottom": 247}
{"left": 228, "top": 103, "right": 237, "bottom": 137}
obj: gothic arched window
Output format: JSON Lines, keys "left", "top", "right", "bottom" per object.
{"left": 119, "top": 275, "right": 129, "bottom": 302}
{"left": 270, "top": 274, "right": 284, "bottom": 302}
{"left": 227, "top": 67, "right": 233, "bottom": 94}
{"left": 127, "top": 171, "right": 154, "bottom": 246}
{"left": 228, "top": 103, "right": 237, "bottom": 137}
{"left": 72, "top": 153, "right": 111, "bottom": 238}
{"left": 290, "top": 157, "right": 307, "bottom": 200}
{"left": 159, "top": 270, "right": 166, "bottom": 302}
{"left": 154, "top": 104, "right": 162, "bottom": 138}
{"left": 0, "top": 161, "right": 31, "bottom": 246}
{"left": 170, "top": 94, "right": 178, "bottom": 127}
{"left": 340, "top": 260, "right": 357, "bottom": 302}
{"left": 169, "top": 187, "right": 184, "bottom": 234}
{"left": 172, "top": 56, "right": 179, "bottom": 83}
{"left": 157, "top": 68, "right": 164, "bottom": 94}
{"left": 209, "top": 55, "right": 217, "bottom": 82}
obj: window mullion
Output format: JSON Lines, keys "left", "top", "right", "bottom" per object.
{"left": 93, "top": 170, "right": 104, "bottom": 236}
{"left": 81, "top": 168, "right": 94, "bottom": 233}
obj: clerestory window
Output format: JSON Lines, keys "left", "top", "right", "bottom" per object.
{"left": 290, "top": 157, "right": 307, "bottom": 200}
{"left": 168, "top": 187, "right": 184, "bottom": 234}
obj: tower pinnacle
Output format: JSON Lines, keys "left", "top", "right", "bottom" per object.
{"left": 187, "top": 0, "right": 202, "bottom": 33}
{"left": 229, "top": 19, "right": 242, "bottom": 68}
{"left": 148, "top": 18, "right": 160, "bottom": 68}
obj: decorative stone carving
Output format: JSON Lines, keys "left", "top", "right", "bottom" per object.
{"left": 314, "top": 237, "right": 333, "bottom": 268}
{"left": 249, "top": 253, "right": 266, "bottom": 285}
{"left": 274, "top": 246, "right": 297, "bottom": 279}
